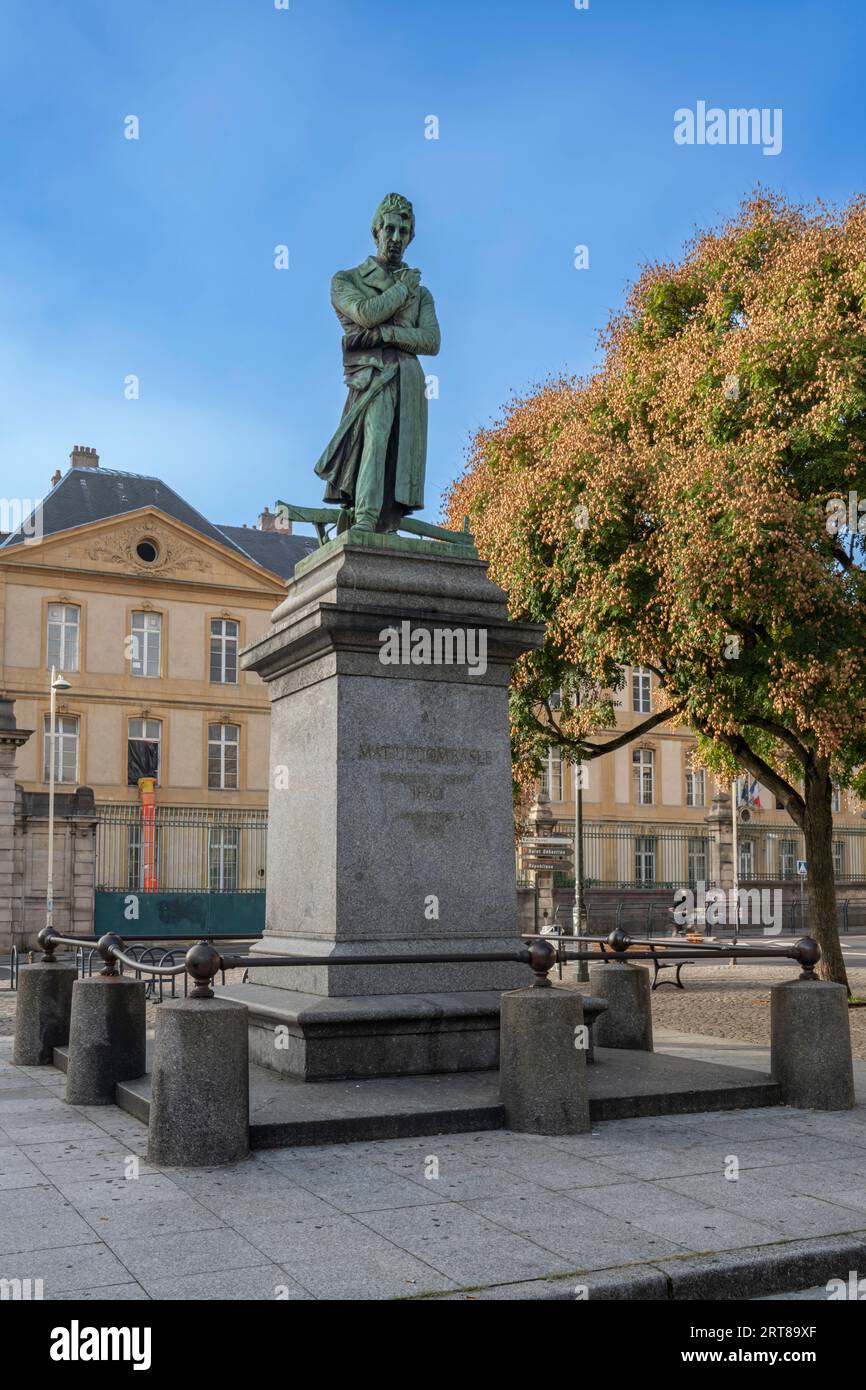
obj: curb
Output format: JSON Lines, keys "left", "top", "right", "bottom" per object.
{"left": 434, "top": 1233, "right": 866, "bottom": 1301}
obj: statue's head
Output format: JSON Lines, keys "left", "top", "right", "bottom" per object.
{"left": 371, "top": 192, "right": 415, "bottom": 266}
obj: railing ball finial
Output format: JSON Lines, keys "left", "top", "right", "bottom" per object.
{"left": 96, "top": 933, "right": 123, "bottom": 977}
{"left": 36, "top": 927, "right": 56, "bottom": 963}
{"left": 527, "top": 937, "right": 556, "bottom": 987}
{"left": 607, "top": 928, "right": 631, "bottom": 957}
{"left": 793, "top": 935, "right": 821, "bottom": 981}
{"left": 185, "top": 941, "right": 223, "bottom": 999}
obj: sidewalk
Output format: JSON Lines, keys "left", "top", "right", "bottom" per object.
{"left": 2, "top": 1030, "right": 866, "bottom": 1301}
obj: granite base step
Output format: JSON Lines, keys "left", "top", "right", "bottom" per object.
{"left": 54, "top": 1043, "right": 782, "bottom": 1147}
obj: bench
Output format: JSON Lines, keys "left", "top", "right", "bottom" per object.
{"left": 650, "top": 953, "right": 693, "bottom": 991}
{"left": 590, "top": 938, "right": 695, "bottom": 990}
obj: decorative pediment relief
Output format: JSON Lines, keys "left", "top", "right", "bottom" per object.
{"left": 85, "top": 526, "right": 212, "bottom": 575}
{"left": 2, "top": 507, "right": 286, "bottom": 594}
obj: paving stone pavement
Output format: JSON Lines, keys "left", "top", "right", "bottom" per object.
{"left": 3, "top": 1032, "right": 866, "bottom": 1300}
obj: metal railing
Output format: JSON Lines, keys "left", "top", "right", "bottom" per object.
{"left": 4, "top": 934, "right": 260, "bottom": 996}
{"left": 34, "top": 925, "right": 823, "bottom": 999}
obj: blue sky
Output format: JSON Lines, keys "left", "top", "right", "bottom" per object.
{"left": 1, "top": 0, "right": 864, "bottom": 536}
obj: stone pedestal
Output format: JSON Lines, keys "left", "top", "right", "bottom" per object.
{"left": 221, "top": 536, "right": 542, "bottom": 1079}
{"left": 499, "top": 985, "right": 590, "bottom": 1135}
{"left": 588, "top": 960, "right": 654, "bottom": 1051}
{"left": 65, "top": 976, "right": 146, "bottom": 1105}
{"left": 771, "top": 979, "right": 855, "bottom": 1110}
{"left": 13, "top": 962, "right": 77, "bottom": 1065}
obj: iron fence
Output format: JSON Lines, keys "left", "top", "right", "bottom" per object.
{"left": 731, "top": 823, "right": 866, "bottom": 883}
{"left": 545, "top": 821, "right": 711, "bottom": 890}
{"left": 95, "top": 804, "right": 267, "bottom": 894}
{"left": 535, "top": 819, "right": 866, "bottom": 887}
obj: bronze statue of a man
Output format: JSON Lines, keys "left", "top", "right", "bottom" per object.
{"left": 314, "top": 193, "right": 441, "bottom": 533}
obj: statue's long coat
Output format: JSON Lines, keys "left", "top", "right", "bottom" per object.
{"left": 314, "top": 256, "right": 441, "bottom": 518}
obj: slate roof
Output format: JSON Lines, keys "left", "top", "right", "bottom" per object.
{"left": 0, "top": 467, "right": 316, "bottom": 581}
{"left": 216, "top": 525, "right": 316, "bottom": 580}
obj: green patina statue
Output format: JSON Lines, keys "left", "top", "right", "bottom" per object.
{"left": 277, "top": 193, "right": 474, "bottom": 560}
{"left": 313, "top": 192, "right": 441, "bottom": 534}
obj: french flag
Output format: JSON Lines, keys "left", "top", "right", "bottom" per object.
{"left": 739, "top": 779, "right": 762, "bottom": 809}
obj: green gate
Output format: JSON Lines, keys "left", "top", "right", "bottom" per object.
{"left": 95, "top": 805, "right": 267, "bottom": 939}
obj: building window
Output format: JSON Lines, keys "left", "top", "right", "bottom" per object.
{"left": 635, "top": 836, "right": 656, "bottom": 885}
{"left": 632, "top": 747, "right": 654, "bottom": 805}
{"left": 779, "top": 839, "right": 796, "bottom": 880}
{"left": 127, "top": 719, "right": 161, "bottom": 785}
{"left": 739, "top": 838, "right": 754, "bottom": 880}
{"left": 208, "top": 723, "right": 239, "bottom": 790}
{"left": 43, "top": 714, "right": 79, "bottom": 784}
{"left": 130, "top": 612, "right": 162, "bottom": 678}
{"left": 210, "top": 619, "right": 239, "bottom": 684}
{"left": 685, "top": 754, "right": 706, "bottom": 808}
{"left": 540, "top": 747, "right": 564, "bottom": 801}
{"left": 832, "top": 783, "right": 842, "bottom": 814}
{"left": 209, "top": 827, "right": 239, "bottom": 892}
{"left": 833, "top": 840, "right": 844, "bottom": 877}
{"left": 687, "top": 837, "right": 707, "bottom": 886}
{"left": 632, "top": 667, "right": 652, "bottom": 714}
{"left": 46, "top": 604, "right": 80, "bottom": 672}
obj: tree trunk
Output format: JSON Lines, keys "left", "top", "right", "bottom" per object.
{"left": 803, "top": 760, "right": 849, "bottom": 992}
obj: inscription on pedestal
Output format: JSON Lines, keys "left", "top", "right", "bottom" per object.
{"left": 357, "top": 742, "right": 494, "bottom": 766}
{"left": 357, "top": 741, "right": 494, "bottom": 830}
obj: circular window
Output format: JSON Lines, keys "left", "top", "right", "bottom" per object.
{"left": 136, "top": 539, "right": 159, "bottom": 563}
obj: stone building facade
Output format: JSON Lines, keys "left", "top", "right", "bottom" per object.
{"left": 0, "top": 699, "right": 97, "bottom": 950}
{"left": 0, "top": 446, "right": 315, "bottom": 948}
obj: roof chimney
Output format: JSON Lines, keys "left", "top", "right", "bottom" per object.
{"left": 69, "top": 445, "right": 99, "bottom": 470}
{"left": 50, "top": 469, "right": 62, "bottom": 488}
{"left": 260, "top": 504, "right": 289, "bottom": 534}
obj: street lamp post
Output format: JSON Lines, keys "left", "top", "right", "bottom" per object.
{"left": 730, "top": 772, "right": 740, "bottom": 963}
{"left": 572, "top": 757, "right": 589, "bottom": 982}
{"left": 46, "top": 666, "right": 71, "bottom": 932}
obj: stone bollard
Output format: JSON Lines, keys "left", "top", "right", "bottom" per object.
{"left": 13, "top": 962, "right": 78, "bottom": 1065}
{"left": 65, "top": 976, "right": 147, "bottom": 1106}
{"left": 499, "top": 984, "right": 591, "bottom": 1135}
{"left": 147, "top": 998, "right": 249, "bottom": 1166}
{"left": 588, "top": 960, "right": 653, "bottom": 1052}
{"left": 771, "top": 979, "right": 855, "bottom": 1110}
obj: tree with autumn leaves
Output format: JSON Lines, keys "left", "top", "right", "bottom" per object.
{"left": 446, "top": 191, "right": 866, "bottom": 990}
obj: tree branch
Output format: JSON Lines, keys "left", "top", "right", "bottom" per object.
{"left": 581, "top": 702, "right": 685, "bottom": 759}
{"left": 742, "top": 717, "right": 814, "bottom": 771}
{"left": 715, "top": 730, "right": 806, "bottom": 828}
